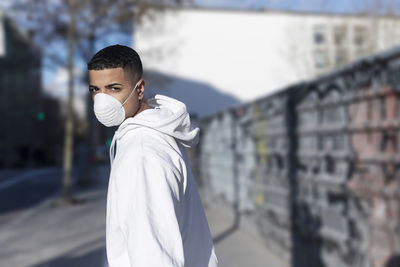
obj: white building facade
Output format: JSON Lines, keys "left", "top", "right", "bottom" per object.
{"left": 133, "top": 7, "right": 400, "bottom": 114}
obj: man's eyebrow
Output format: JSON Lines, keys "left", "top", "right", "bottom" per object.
{"left": 105, "top": 83, "right": 123, "bottom": 88}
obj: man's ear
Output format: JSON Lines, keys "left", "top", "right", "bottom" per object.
{"left": 138, "top": 79, "right": 146, "bottom": 101}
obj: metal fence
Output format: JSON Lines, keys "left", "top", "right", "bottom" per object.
{"left": 196, "top": 47, "right": 400, "bottom": 267}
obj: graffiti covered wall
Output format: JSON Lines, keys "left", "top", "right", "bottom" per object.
{"left": 197, "top": 48, "right": 400, "bottom": 267}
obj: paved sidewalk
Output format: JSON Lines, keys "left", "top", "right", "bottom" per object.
{"left": 0, "top": 165, "right": 287, "bottom": 267}
{"left": 205, "top": 201, "right": 288, "bottom": 267}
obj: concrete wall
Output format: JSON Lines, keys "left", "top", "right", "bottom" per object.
{"left": 196, "top": 46, "right": 400, "bottom": 267}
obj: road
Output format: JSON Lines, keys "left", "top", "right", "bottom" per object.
{"left": 0, "top": 167, "right": 67, "bottom": 226}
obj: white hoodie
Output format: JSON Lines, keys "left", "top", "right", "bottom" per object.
{"left": 105, "top": 94, "right": 219, "bottom": 267}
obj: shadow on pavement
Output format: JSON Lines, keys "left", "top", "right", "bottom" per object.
{"left": 30, "top": 237, "right": 106, "bottom": 267}
{"left": 212, "top": 203, "right": 241, "bottom": 244}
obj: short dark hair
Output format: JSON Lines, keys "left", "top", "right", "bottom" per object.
{"left": 87, "top": 44, "right": 143, "bottom": 83}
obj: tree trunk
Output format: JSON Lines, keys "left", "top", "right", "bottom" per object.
{"left": 62, "top": 0, "right": 77, "bottom": 201}
{"left": 78, "top": 34, "right": 95, "bottom": 187}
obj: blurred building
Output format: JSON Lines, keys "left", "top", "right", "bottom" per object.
{"left": 0, "top": 10, "right": 43, "bottom": 167}
{"left": 134, "top": 6, "right": 400, "bottom": 105}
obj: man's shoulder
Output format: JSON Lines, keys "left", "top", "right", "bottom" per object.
{"left": 120, "top": 128, "right": 177, "bottom": 166}
{"left": 122, "top": 127, "right": 170, "bottom": 145}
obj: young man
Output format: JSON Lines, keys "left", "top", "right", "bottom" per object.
{"left": 87, "top": 44, "right": 218, "bottom": 267}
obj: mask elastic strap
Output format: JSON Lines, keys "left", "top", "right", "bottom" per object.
{"left": 122, "top": 81, "right": 140, "bottom": 106}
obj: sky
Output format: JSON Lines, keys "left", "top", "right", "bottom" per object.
{"left": 194, "top": 0, "right": 361, "bottom": 13}
{"left": 195, "top": 0, "right": 400, "bottom": 15}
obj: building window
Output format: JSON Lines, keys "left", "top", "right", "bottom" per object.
{"left": 353, "top": 25, "right": 370, "bottom": 59}
{"left": 313, "top": 25, "right": 327, "bottom": 45}
{"left": 335, "top": 49, "right": 348, "bottom": 66}
{"left": 354, "top": 26, "right": 368, "bottom": 47}
{"left": 314, "top": 49, "right": 329, "bottom": 69}
{"left": 334, "top": 25, "right": 347, "bottom": 47}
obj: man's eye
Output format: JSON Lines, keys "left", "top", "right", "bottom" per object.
{"left": 111, "top": 87, "right": 121, "bottom": 91}
{"left": 89, "top": 87, "right": 97, "bottom": 92}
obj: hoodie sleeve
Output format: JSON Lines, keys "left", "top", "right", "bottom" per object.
{"left": 114, "top": 153, "right": 185, "bottom": 267}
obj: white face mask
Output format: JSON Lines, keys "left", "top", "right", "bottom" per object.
{"left": 93, "top": 81, "right": 140, "bottom": 127}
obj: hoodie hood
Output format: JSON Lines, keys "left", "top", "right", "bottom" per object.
{"left": 112, "top": 94, "right": 200, "bottom": 149}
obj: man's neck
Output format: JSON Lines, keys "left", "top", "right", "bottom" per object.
{"left": 133, "top": 100, "right": 152, "bottom": 117}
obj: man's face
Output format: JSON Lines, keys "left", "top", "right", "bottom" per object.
{"left": 88, "top": 67, "right": 144, "bottom": 119}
